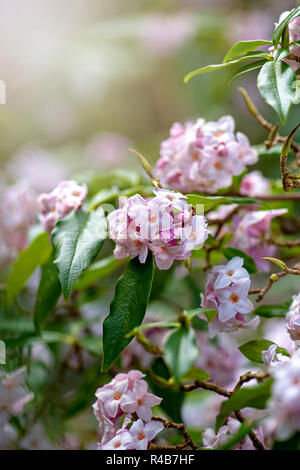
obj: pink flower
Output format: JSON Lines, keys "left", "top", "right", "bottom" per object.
{"left": 240, "top": 171, "right": 270, "bottom": 197}
{"left": 129, "top": 379, "right": 162, "bottom": 421}
{"left": 95, "top": 378, "right": 136, "bottom": 419}
{"left": 203, "top": 417, "right": 263, "bottom": 450}
{"left": 230, "top": 209, "right": 287, "bottom": 271}
{"left": 129, "top": 419, "right": 164, "bottom": 450}
{"left": 99, "top": 429, "right": 135, "bottom": 450}
{"left": 154, "top": 115, "right": 258, "bottom": 194}
{"left": 201, "top": 257, "right": 258, "bottom": 337}
{"left": 285, "top": 292, "right": 300, "bottom": 341}
{"left": 38, "top": 180, "right": 87, "bottom": 232}
{"left": 108, "top": 189, "right": 208, "bottom": 270}
{"left": 262, "top": 344, "right": 290, "bottom": 369}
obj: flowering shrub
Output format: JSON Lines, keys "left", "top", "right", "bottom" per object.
{"left": 2, "top": 4, "right": 300, "bottom": 453}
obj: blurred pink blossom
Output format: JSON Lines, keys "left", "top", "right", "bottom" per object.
{"left": 240, "top": 171, "right": 270, "bottom": 197}
{"left": 85, "top": 133, "right": 131, "bottom": 169}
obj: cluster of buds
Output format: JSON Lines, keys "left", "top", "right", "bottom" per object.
{"left": 108, "top": 189, "right": 208, "bottom": 270}
{"left": 0, "top": 183, "right": 37, "bottom": 266}
{"left": 38, "top": 180, "right": 87, "bottom": 232}
{"left": 201, "top": 257, "right": 259, "bottom": 337}
{"left": 93, "top": 370, "right": 163, "bottom": 450}
{"left": 154, "top": 115, "right": 258, "bottom": 194}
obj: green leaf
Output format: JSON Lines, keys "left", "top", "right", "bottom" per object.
{"left": 223, "top": 40, "right": 272, "bottom": 63}
{"left": 182, "top": 366, "right": 210, "bottom": 382}
{"left": 7, "top": 232, "right": 52, "bottom": 304}
{"left": 102, "top": 253, "right": 154, "bottom": 371}
{"left": 216, "top": 378, "right": 273, "bottom": 431}
{"left": 74, "top": 256, "right": 126, "bottom": 290}
{"left": 228, "top": 59, "right": 267, "bottom": 84}
{"left": 273, "top": 7, "right": 300, "bottom": 48}
{"left": 222, "top": 247, "right": 258, "bottom": 274}
{"left": 262, "top": 257, "right": 286, "bottom": 270}
{"left": 186, "top": 194, "right": 258, "bottom": 212}
{"left": 202, "top": 308, "right": 217, "bottom": 323}
{"left": 52, "top": 208, "right": 107, "bottom": 301}
{"left": 34, "top": 259, "right": 61, "bottom": 334}
{"left": 257, "top": 60, "right": 296, "bottom": 123}
{"left": 239, "top": 339, "right": 291, "bottom": 364}
{"left": 184, "top": 52, "right": 272, "bottom": 83}
{"left": 253, "top": 301, "right": 291, "bottom": 318}
{"left": 164, "top": 327, "right": 198, "bottom": 382}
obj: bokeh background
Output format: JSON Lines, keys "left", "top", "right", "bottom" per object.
{"left": 0, "top": 0, "right": 297, "bottom": 185}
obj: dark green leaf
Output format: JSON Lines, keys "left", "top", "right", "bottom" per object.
{"left": 164, "top": 327, "right": 198, "bottom": 382}
{"left": 34, "top": 258, "right": 61, "bottom": 334}
{"left": 102, "top": 253, "right": 154, "bottom": 371}
{"left": 186, "top": 194, "right": 258, "bottom": 212}
{"left": 223, "top": 40, "right": 272, "bottom": 63}
{"left": 216, "top": 378, "right": 273, "bottom": 431}
{"left": 253, "top": 301, "right": 291, "bottom": 318}
{"left": 239, "top": 339, "right": 291, "bottom": 364}
{"left": 222, "top": 247, "right": 258, "bottom": 274}
{"left": 257, "top": 61, "right": 296, "bottom": 123}
{"left": 7, "top": 232, "right": 52, "bottom": 304}
{"left": 52, "top": 208, "right": 107, "bottom": 301}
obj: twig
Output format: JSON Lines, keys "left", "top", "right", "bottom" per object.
{"left": 151, "top": 416, "right": 198, "bottom": 450}
{"left": 180, "top": 379, "right": 231, "bottom": 397}
{"left": 255, "top": 264, "right": 300, "bottom": 302}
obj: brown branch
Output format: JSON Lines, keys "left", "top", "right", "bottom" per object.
{"left": 267, "top": 237, "right": 300, "bottom": 247}
{"left": 234, "top": 410, "right": 265, "bottom": 451}
{"left": 233, "top": 371, "right": 269, "bottom": 394}
{"left": 151, "top": 416, "right": 198, "bottom": 450}
{"left": 180, "top": 379, "right": 231, "bottom": 397}
{"left": 255, "top": 264, "right": 300, "bottom": 302}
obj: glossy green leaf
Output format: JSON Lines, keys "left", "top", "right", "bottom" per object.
{"left": 273, "top": 7, "right": 300, "bottom": 47}
{"left": 34, "top": 258, "right": 61, "bottom": 334}
{"left": 257, "top": 61, "right": 296, "bottom": 123}
{"left": 216, "top": 378, "right": 273, "bottom": 431}
{"left": 253, "top": 302, "right": 291, "bottom": 318}
{"left": 184, "top": 52, "right": 272, "bottom": 83}
{"left": 102, "top": 253, "right": 154, "bottom": 371}
{"left": 228, "top": 59, "right": 267, "bottom": 84}
{"left": 164, "top": 327, "right": 198, "bottom": 382}
{"left": 74, "top": 256, "right": 126, "bottom": 289}
{"left": 7, "top": 232, "right": 52, "bottom": 304}
{"left": 52, "top": 208, "right": 107, "bottom": 301}
{"left": 222, "top": 247, "right": 258, "bottom": 274}
{"left": 239, "top": 339, "right": 291, "bottom": 364}
{"left": 223, "top": 40, "right": 272, "bottom": 62}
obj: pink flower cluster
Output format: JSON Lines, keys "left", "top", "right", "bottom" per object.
{"left": 285, "top": 292, "right": 300, "bottom": 341}
{"left": 154, "top": 116, "right": 258, "bottom": 194}
{"left": 38, "top": 180, "right": 87, "bottom": 232}
{"left": 240, "top": 171, "right": 270, "bottom": 198}
{"left": 108, "top": 189, "right": 208, "bottom": 270}
{"left": 267, "top": 349, "right": 300, "bottom": 440}
{"left": 230, "top": 209, "right": 287, "bottom": 271}
{"left": 201, "top": 257, "right": 259, "bottom": 337}
{"left": 93, "top": 370, "right": 163, "bottom": 450}
{"left": 203, "top": 417, "right": 263, "bottom": 450}
{"left": 0, "top": 183, "right": 37, "bottom": 266}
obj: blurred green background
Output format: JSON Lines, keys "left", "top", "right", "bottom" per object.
{"left": 0, "top": 0, "right": 297, "bottom": 184}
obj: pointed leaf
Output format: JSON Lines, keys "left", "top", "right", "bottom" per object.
{"left": 102, "top": 253, "right": 154, "bottom": 371}
{"left": 239, "top": 339, "right": 291, "bottom": 364}
{"left": 223, "top": 40, "right": 272, "bottom": 63}
{"left": 273, "top": 7, "right": 300, "bottom": 47}
{"left": 52, "top": 208, "right": 107, "bottom": 301}
{"left": 257, "top": 60, "right": 296, "bottom": 123}
{"left": 228, "top": 59, "right": 267, "bottom": 84}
